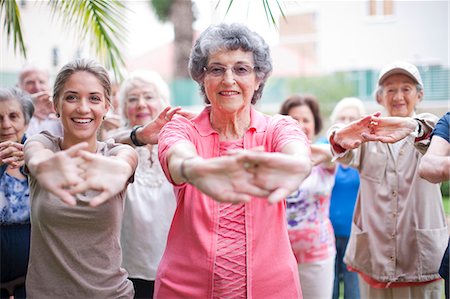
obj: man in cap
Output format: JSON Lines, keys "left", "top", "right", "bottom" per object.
{"left": 17, "top": 65, "right": 63, "bottom": 137}
{"left": 328, "top": 61, "right": 447, "bottom": 298}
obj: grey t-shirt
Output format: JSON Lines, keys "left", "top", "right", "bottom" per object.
{"left": 25, "top": 132, "right": 134, "bottom": 298}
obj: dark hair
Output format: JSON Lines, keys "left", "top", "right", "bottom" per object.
{"left": 0, "top": 87, "right": 34, "bottom": 125}
{"left": 189, "top": 23, "right": 272, "bottom": 105}
{"left": 279, "top": 94, "right": 323, "bottom": 135}
{"left": 53, "top": 58, "right": 111, "bottom": 108}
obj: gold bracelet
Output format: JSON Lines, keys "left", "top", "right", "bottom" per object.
{"left": 180, "top": 156, "right": 197, "bottom": 184}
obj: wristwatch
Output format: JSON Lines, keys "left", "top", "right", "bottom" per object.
{"left": 130, "top": 125, "right": 145, "bottom": 146}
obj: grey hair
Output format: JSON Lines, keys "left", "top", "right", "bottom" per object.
{"left": 0, "top": 87, "right": 35, "bottom": 125}
{"left": 189, "top": 23, "right": 272, "bottom": 105}
{"left": 330, "top": 97, "right": 365, "bottom": 124}
{"left": 118, "top": 70, "right": 170, "bottom": 122}
{"left": 53, "top": 58, "right": 111, "bottom": 108}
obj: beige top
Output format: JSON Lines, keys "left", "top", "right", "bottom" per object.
{"left": 329, "top": 113, "right": 448, "bottom": 283}
{"left": 25, "top": 132, "right": 134, "bottom": 298}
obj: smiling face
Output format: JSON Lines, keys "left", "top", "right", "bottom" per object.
{"left": 203, "top": 49, "right": 261, "bottom": 115}
{"left": 288, "top": 105, "right": 315, "bottom": 141}
{"left": 55, "top": 71, "right": 109, "bottom": 146}
{"left": 0, "top": 99, "right": 27, "bottom": 143}
{"left": 379, "top": 74, "right": 422, "bottom": 117}
{"left": 124, "top": 83, "right": 164, "bottom": 127}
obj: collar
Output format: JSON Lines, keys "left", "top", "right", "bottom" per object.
{"left": 191, "top": 106, "right": 270, "bottom": 137}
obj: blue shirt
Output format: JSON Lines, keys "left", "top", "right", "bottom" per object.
{"left": 329, "top": 164, "right": 360, "bottom": 237}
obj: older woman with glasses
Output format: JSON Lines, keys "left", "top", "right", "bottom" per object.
{"left": 0, "top": 87, "right": 34, "bottom": 299}
{"left": 142, "top": 23, "right": 312, "bottom": 298}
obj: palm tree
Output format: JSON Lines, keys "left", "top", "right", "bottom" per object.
{"left": 150, "top": 0, "right": 194, "bottom": 79}
{"left": 149, "top": 0, "right": 285, "bottom": 79}
{"left": 1, "top": 0, "right": 284, "bottom": 80}
{"left": 1, "top": 0, "right": 128, "bottom": 79}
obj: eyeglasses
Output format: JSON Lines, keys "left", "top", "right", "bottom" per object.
{"left": 203, "top": 64, "right": 255, "bottom": 78}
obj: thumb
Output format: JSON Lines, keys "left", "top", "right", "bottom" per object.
{"left": 65, "top": 142, "right": 89, "bottom": 158}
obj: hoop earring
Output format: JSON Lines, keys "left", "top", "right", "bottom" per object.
{"left": 102, "top": 115, "right": 106, "bottom": 120}
{"left": 56, "top": 113, "right": 60, "bottom": 118}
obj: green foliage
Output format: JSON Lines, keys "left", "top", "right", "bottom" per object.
{"left": 0, "top": 0, "right": 27, "bottom": 57}
{"left": 441, "top": 180, "right": 449, "bottom": 197}
{"left": 2, "top": 0, "right": 128, "bottom": 80}
{"left": 49, "top": 0, "right": 128, "bottom": 80}
{"left": 149, "top": 0, "right": 173, "bottom": 22}
{"left": 285, "top": 72, "right": 358, "bottom": 114}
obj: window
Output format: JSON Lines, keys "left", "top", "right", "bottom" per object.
{"left": 368, "top": 0, "right": 394, "bottom": 16}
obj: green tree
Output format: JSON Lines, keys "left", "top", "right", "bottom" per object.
{"left": 2, "top": 0, "right": 284, "bottom": 80}
{"left": 1, "top": 0, "right": 128, "bottom": 79}
{"left": 149, "top": 0, "right": 195, "bottom": 79}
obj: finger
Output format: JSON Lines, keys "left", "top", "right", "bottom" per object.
{"left": 65, "top": 142, "right": 89, "bottom": 158}
{"left": 69, "top": 181, "right": 91, "bottom": 195}
{"left": 11, "top": 143, "right": 24, "bottom": 150}
{"left": 238, "top": 179, "right": 270, "bottom": 197}
{"left": 89, "top": 191, "right": 111, "bottom": 207}
{"left": 166, "top": 107, "right": 182, "bottom": 120}
{"left": 268, "top": 187, "right": 291, "bottom": 204}
{"left": 372, "top": 111, "right": 382, "bottom": 117}
{"left": 77, "top": 150, "right": 96, "bottom": 162}
{"left": 51, "top": 189, "right": 77, "bottom": 206}
{"left": 158, "top": 106, "right": 172, "bottom": 120}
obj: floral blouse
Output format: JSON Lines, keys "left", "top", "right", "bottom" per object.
{"left": 0, "top": 172, "right": 30, "bottom": 224}
{"left": 286, "top": 164, "right": 336, "bottom": 263}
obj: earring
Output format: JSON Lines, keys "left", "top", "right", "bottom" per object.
{"left": 102, "top": 116, "right": 106, "bottom": 120}
{"left": 56, "top": 113, "right": 60, "bottom": 118}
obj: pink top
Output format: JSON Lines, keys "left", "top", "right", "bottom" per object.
{"left": 156, "top": 107, "right": 309, "bottom": 299}
{"left": 213, "top": 139, "right": 247, "bottom": 298}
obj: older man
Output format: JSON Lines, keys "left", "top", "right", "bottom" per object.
{"left": 328, "top": 61, "right": 447, "bottom": 299}
{"left": 18, "top": 65, "right": 62, "bottom": 137}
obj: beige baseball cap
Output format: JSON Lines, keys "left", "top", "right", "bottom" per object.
{"left": 378, "top": 61, "right": 424, "bottom": 88}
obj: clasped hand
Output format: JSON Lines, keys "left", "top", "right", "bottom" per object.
{"left": 35, "top": 142, "right": 131, "bottom": 207}
{"left": 334, "top": 112, "right": 417, "bottom": 150}
{"left": 0, "top": 141, "right": 25, "bottom": 168}
{"left": 187, "top": 148, "right": 311, "bottom": 204}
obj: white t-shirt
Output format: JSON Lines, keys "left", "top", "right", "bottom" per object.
{"left": 120, "top": 145, "right": 176, "bottom": 280}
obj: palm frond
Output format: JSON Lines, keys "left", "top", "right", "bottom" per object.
{"left": 0, "top": 0, "right": 27, "bottom": 57}
{"left": 49, "top": 0, "right": 128, "bottom": 80}
{"left": 221, "top": 0, "right": 286, "bottom": 27}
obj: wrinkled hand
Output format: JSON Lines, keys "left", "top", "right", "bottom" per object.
{"left": 0, "top": 141, "right": 25, "bottom": 168}
{"left": 70, "top": 151, "right": 132, "bottom": 207}
{"left": 334, "top": 112, "right": 381, "bottom": 149}
{"left": 34, "top": 143, "right": 87, "bottom": 205}
{"left": 187, "top": 155, "right": 270, "bottom": 203}
{"left": 364, "top": 116, "right": 417, "bottom": 143}
{"left": 234, "top": 151, "right": 311, "bottom": 203}
{"left": 186, "top": 147, "right": 310, "bottom": 204}
{"left": 140, "top": 106, "right": 182, "bottom": 144}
